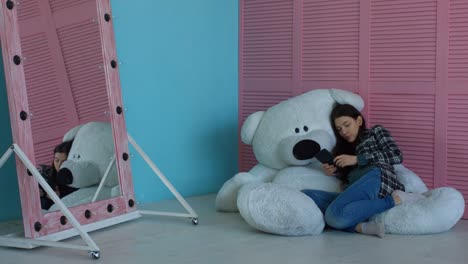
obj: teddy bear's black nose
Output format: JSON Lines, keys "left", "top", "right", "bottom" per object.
{"left": 56, "top": 168, "right": 73, "bottom": 185}
{"left": 293, "top": 140, "right": 321, "bottom": 160}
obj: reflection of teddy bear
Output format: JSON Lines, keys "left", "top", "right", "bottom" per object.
{"left": 216, "top": 89, "right": 465, "bottom": 236}
{"left": 50, "top": 122, "right": 119, "bottom": 209}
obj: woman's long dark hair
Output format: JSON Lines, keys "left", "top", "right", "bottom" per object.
{"left": 49, "top": 140, "right": 74, "bottom": 182}
{"left": 330, "top": 104, "right": 367, "bottom": 181}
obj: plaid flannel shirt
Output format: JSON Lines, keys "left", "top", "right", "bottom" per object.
{"left": 355, "top": 125, "right": 405, "bottom": 198}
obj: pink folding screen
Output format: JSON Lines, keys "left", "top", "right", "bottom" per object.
{"left": 17, "top": 0, "right": 110, "bottom": 165}
{"left": 239, "top": 0, "right": 468, "bottom": 218}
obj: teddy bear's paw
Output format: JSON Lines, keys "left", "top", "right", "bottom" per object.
{"left": 372, "top": 187, "right": 465, "bottom": 234}
{"left": 237, "top": 183, "right": 325, "bottom": 236}
{"left": 215, "top": 172, "right": 257, "bottom": 212}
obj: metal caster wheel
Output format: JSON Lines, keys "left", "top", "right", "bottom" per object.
{"left": 90, "top": 251, "right": 100, "bottom": 259}
{"left": 191, "top": 218, "right": 199, "bottom": 225}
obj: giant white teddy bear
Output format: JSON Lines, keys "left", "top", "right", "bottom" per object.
{"left": 49, "top": 121, "right": 119, "bottom": 210}
{"left": 216, "top": 89, "right": 465, "bottom": 236}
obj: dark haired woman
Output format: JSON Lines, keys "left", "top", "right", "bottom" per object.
{"left": 302, "top": 104, "right": 424, "bottom": 237}
{"left": 39, "top": 140, "right": 78, "bottom": 210}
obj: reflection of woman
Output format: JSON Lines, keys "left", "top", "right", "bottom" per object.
{"left": 39, "top": 140, "right": 78, "bottom": 210}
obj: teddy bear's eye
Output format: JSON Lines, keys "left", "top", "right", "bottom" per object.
{"left": 294, "top": 128, "right": 300, "bottom": 133}
{"left": 77, "top": 154, "right": 81, "bottom": 159}
{"left": 303, "top": 126, "right": 309, "bottom": 132}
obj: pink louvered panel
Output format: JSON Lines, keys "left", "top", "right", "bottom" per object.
{"left": 17, "top": 1, "right": 79, "bottom": 166}
{"left": 447, "top": 0, "right": 468, "bottom": 218}
{"left": 368, "top": 93, "right": 436, "bottom": 189}
{"left": 21, "top": 33, "right": 68, "bottom": 133}
{"left": 239, "top": 147, "right": 257, "bottom": 172}
{"left": 33, "top": 136, "right": 64, "bottom": 166}
{"left": 239, "top": 0, "right": 295, "bottom": 170}
{"left": 16, "top": 0, "right": 41, "bottom": 22}
{"left": 20, "top": 33, "right": 70, "bottom": 165}
{"left": 18, "top": 0, "right": 109, "bottom": 167}
{"left": 370, "top": 0, "right": 437, "bottom": 81}
{"left": 446, "top": 94, "right": 468, "bottom": 213}
{"left": 18, "top": 0, "right": 109, "bottom": 161}
{"left": 241, "top": 91, "right": 292, "bottom": 121}
{"left": 448, "top": 0, "right": 468, "bottom": 79}
{"left": 242, "top": 0, "right": 293, "bottom": 79}
{"left": 302, "top": 0, "right": 360, "bottom": 81}
{"left": 49, "top": 0, "right": 93, "bottom": 13}
{"left": 239, "top": 91, "right": 291, "bottom": 171}
{"left": 57, "top": 19, "right": 110, "bottom": 123}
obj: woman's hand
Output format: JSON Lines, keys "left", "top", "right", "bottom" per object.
{"left": 322, "top": 163, "right": 337, "bottom": 176}
{"left": 334, "top": 155, "right": 358, "bottom": 168}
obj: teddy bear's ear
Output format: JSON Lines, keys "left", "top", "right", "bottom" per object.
{"left": 241, "top": 111, "right": 265, "bottom": 145}
{"left": 329, "top": 88, "right": 364, "bottom": 111}
{"left": 63, "top": 124, "right": 84, "bottom": 142}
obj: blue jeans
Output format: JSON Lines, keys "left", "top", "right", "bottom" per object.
{"left": 301, "top": 189, "right": 339, "bottom": 214}
{"left": 301, "top": 168, "right": 395, "bottom": 232}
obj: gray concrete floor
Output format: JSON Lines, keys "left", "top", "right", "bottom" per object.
{"left": 0, "top": 194, "right": 467, "bottom": 264}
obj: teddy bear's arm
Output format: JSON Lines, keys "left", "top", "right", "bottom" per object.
{"left": 215, "top": 164, "right": 278, "bottom": 212}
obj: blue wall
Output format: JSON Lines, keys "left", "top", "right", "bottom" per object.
{"left": 111, "top": 1, "right": 238, "bottom": 203}
{"left": 0, "top": 52, "right": 23, "bottom": 221}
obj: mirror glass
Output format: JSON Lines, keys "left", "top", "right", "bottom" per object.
{"left": 15, "top": 1, "right": 121, "bottom": 213}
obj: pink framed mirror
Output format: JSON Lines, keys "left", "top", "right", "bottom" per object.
{"left": 0, "top": 0, "right": 137, "bottom": 239}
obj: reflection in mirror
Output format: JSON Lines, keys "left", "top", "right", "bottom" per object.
{"left": 14, "top": 1, "right": 121, "bottom": 213}
{"left": 39, "top": 122, "right": 120, "bottom": 212}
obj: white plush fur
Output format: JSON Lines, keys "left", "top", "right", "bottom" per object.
{"left": 273, "top": 166, "right": 341, "bottom": 192}
{"left": 61, "top": 122, "right": 118, "bottom": 188}
{"left": 50, "top": 122, "right": 120, "bottom": 210}
{"left": 238, "top": 183, "right": 325, "bottom": 236}
{"left": 393, "top": 164, "right": 428, "bottom": 193}
{"left": 372, "top": 187, "right": 465, "bottom": 234}
{"left": 49, "top": 185, "right": 115, "bottom": 211}
{"left": 216, "top": 89, "right": 465, "bottom": 236}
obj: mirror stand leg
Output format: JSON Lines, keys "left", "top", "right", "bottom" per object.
{"left": 92, "top": 156, "right": 116, "bottom": 202}
{"left": 0, "top": 144, "right": 101, "bottom": 259}
{"left": 127, "top": 134, "right": 199, "bottom": 224}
